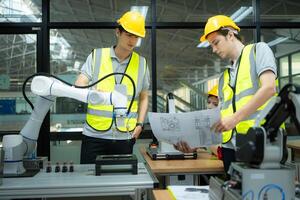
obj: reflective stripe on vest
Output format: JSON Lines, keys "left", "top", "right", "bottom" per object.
{"left": 86, "top": 48, "right": 146, "bottom": 132}
{"left": 219, "top": 44, "right": 279, "bottom": 143}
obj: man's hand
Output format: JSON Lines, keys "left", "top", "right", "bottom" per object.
{"left": 131, "top": 125, "right": 143, "bottom": 139}
{"left": 174, "top": 141, "right": 197, "bottom": 153}
{"left": 212, "top": 114, "right": 240, "bottom": 133}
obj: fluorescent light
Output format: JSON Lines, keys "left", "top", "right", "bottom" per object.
{"left": 130, "top": 6, "right": 148, "bottom": 47}
{"left": 267, "top": 37, "right": 289, "bottom": 47}
{"left": 230, "top": 7, "right": 248, "bottom": 20}
{"left": 230, "top": 6, "right": 253, "bottom": 22}
{"left": 130, "top": 6, "right": 148, "bottom": 18}
{"left": 197, "top": 41, "right": 210, "bottom": 48}
{"left": 233, "top": 6, "right": 253, "bottom": 22}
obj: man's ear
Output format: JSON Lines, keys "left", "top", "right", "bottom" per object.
{"left": 115, "top": 29, "right": 120, "bottom": 37}
{"left": 227, "top": 31, "right": 235, "bottom": 41}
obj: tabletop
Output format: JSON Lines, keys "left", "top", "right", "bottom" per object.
{"left": 141, "top": 147, "right": 224, "bottom": 175}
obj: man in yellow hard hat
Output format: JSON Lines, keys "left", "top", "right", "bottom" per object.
{"left": 207, "top": 85, "right": 219, "bottom": 109}
{"left": 176, "top": 15, "right": 278, "bottom": 177}
{"left": 202, "top": 15, "right": 278, "bottom": 176}
{"left": 75, "top": 11, "right": 150, "bottom": 164}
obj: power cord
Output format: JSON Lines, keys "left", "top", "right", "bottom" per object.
{"left": 242, "top": 190, "right": 254, "bottom": 200}
{"left": 257, "top": 184, "right": 285, "bottom": 200}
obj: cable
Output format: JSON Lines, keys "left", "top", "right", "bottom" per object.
{"left": 123, "top": 113, "right": 136, "bottom": 138}
{"left": 22, "top": 72, "right": 76, "bottom": 109}
{"left": 74, "top": 72, "right": 136, "bottom": 115}
{"left": 242, "top": 190, "right": 254, "bottom": 200}
{"left": 257, "top": 184, "right": 285, "bottom": 200}
{"left": 22, "top": 72, "right": 136, "bottom": 116}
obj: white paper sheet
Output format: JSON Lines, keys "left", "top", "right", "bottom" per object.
{"left": 167, "top": 185, "right": 209, "bottom": 200}
{"left": 148, "top": 108, "right": 222, "bottom": 148}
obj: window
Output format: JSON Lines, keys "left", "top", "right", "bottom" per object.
{"left": 156, "top": 0, "right": 253, "bottom": 22}
{"left": 0, "top": 0, "right": 41, "bottom": 22}
{"left": 0, "top": 34, "right": 37, "bottom": 131}
{"left": 292, "top": 52, "right": 300, "bottom": 85}
{"left": 261, "top": 28, "right": 300, "bottom": 89}
{"left": 261, "top": 0, "right": 300, "bottom": 22}
{"left": 50, "top": 0, "right": 151, "bottom": 22}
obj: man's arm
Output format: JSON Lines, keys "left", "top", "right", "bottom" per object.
{"left": 75, "top": 74, "right": 89, "bottom": 87}
{"left": 214, "top": 70, "right": 276, "bottom": 132}
{"left": 137, "top": 90, "right": 148, "bottom": 123}
{"left": 74, "top": 51, "right": 93, "bottom": 87}
{"left": 132, "top": 90, "right": 148, "bottom": 139}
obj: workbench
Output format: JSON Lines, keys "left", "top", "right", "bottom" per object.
{"left": 140, "top": 147, "right": 224, "bottom": 186}
{"left": 0, "top": 163, "right": 157, "bottom": 200}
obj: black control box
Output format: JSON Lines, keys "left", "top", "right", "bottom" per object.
{"left": 95, "top": 154, "right": 138, "bottom": 176}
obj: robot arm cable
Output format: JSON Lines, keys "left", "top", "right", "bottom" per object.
{"left": 22, "top": 72, "right": 136, "bottom": 116}
{"left": 74, "top": 72, "right": 136, "bottom": 116}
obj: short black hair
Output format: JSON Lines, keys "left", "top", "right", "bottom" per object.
{"left": 117, "top": 25, "right": 125, "bottom": 32}
{"left": 208, "top": 94, "right": 218, "bottom": 98}
{"left": 117, "top": 25, "right": 132, "bottom": 34}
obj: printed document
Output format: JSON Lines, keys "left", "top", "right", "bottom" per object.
{"left": 148, "top": 108, "right": 221, "bottom": 148}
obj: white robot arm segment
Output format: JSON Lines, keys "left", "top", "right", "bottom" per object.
{"left": 31, "top": 76, "right": 112, "bottom": 105}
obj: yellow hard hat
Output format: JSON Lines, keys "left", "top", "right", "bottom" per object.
{"left": 117, "top": 11, "right": 146, "bottom": 38}
{"left": 200, "top": 15, "right": 240, "bottom": 42}
{"left": 208, "top": 85, "right": 218, "bottom": 97}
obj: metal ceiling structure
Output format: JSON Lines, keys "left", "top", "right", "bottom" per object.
{"left": 1, "top": 0, "right": 300, "bottom": 93}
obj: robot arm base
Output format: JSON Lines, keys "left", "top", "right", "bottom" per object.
{"left": 3, "top": 135, "right": 26, "bottom": 175}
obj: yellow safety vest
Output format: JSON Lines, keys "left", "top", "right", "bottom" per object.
{"left": 86, "top": 48, "right": 146, "bottom": 132}
{"left": 219, "top": 44, "right": 279, "bottom": 143}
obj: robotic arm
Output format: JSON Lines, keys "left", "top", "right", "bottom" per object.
{"left": 31, "top": 75, "right": 127, "bottom": 113}
{"left": 3, "top": 76, "right": 127, "bottom": 175}
{"left": 236, "top": 84, "right": 300, "bottom": 168}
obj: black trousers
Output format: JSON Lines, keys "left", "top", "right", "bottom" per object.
{"left": 80, "top": 135, "right": 136, "bottom": 164}
{"left": 221, "top": 147, "right": 236, "bottom": 177}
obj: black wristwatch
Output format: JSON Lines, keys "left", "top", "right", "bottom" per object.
{"left": 136, "top": 122, "right": 144, "bottom": 129}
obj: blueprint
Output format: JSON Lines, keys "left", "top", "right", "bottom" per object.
{"left": 148, "top": 108, "right": 222, "bottom": 148}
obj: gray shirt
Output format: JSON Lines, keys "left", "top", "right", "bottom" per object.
{"left": 80, "top": 46, "right": 150, "bottom": 139}
{"left": 222, "top": 42, "right": 277, "bottom": 149}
